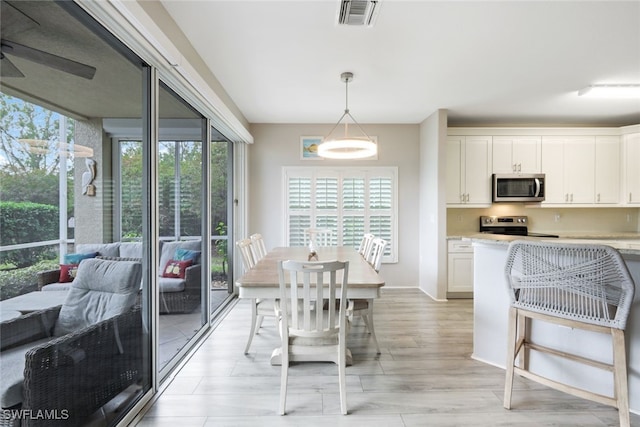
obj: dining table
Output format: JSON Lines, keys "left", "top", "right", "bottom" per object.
{"left": 235, "top": 246, "right": 385, "bottom": 364}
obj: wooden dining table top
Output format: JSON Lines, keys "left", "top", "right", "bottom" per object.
{"left": 235, "top": 246, "right": 385, "bottom": 289}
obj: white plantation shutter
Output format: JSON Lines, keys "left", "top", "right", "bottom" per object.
{"left": 284, "top": 167, "right": 397, "bottom": 263}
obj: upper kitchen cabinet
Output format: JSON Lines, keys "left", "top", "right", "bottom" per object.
{"left": 542, "top": 136, "right": 595, "bottom": 205}
{"left": 624, "top": 133, "right": 640, "bottom": 204}
{"left": 492, "top": 136, "right": 541, "bottom": 174}
{"left": 446, "top": 136, "right": 492, "bottom": 206}
{"left": 594, "top": 136, "right": 620, "bottom": 204}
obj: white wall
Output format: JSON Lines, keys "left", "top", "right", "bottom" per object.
{"left": 248, "top": 123, "right": 420, "bottom": 287}
{"left": 419, "top": 110, "right": 448, "bottom": 300}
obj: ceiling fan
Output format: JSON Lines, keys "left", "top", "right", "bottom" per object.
{"left": 0, "top": 1, "right": 96, "bottom": 80}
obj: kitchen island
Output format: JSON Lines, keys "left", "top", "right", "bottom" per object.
{"left": 467, "top": 234, "right": 640, "bottom": 414}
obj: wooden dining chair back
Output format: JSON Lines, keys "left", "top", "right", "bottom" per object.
{"left": 358, "top": 233, "right": 375, "bottom": 258}
{"left": 504, "top": 240, "right": 636, "bottom": 427}
{"left": 367, "top": 237, "right": 387, "bottom": 272}
{"left": 237, "top": 237, "right": 273, "bottom": 353}
{"left": 304, "top": 228, "right": 334, "bottom": 247}
{"left": 250, "top": 233, "right": 268, "bottom": 262}
{"left": 236, "top": 238, "right": 256, "bottom": 271}
{"left": 275, "top": 259, "right": 351, "bottom": 415}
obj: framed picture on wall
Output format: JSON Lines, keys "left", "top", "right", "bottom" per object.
{"left": 300, "top": 136, "right": 324, "bottom": 160}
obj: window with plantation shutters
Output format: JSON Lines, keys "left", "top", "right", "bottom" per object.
{"left": 284, "top": 167, "right": 397, "bottom": 263}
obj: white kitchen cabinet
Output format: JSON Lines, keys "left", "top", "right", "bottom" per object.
{"left": 624, "top": 133, "right": 640, "bottom": 204}
{"left": 447, "top": 240, "right": 473, "bottom": 295}
{"left": 594, "top": 136, "right": 620, "bottom": 204}
{"left": 542, "top": 136, "right": 595, "bottom": 204}
{"left": 492, "top": 136, "right": 541, "bottom": 174}
{"left": 446, "top": 136, "right": 492, "bottom": 206}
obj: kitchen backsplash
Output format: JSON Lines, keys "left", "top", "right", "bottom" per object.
{"left": 447, "top": 207, "right": 640, "bottom": 235}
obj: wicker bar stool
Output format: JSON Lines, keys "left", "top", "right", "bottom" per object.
{"left": 504, "top": 240, "right": 636, "bottom": 427}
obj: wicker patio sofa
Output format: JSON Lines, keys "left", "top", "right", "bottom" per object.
{"left": 37, "top": 240, "right": 202, "bottom": 314}
{"left": 0, "top": 259, "right": 143, "bottom": 427}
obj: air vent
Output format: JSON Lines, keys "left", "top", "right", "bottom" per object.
{"left": 337, "top": 0, "right": 379, "bottom": 26}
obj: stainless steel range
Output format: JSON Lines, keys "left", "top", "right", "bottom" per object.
{"left": 479, "top": 216, "right": 559, "bottom": 238}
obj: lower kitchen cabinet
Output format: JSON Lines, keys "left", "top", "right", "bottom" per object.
{"left": 447, "top": 239, "right": 474, "bottom": 297}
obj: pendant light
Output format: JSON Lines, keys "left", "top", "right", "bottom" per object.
{"left": 318, "top": 72, "right": 377, "bottom": 159}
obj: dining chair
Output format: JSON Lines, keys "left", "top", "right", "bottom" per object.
{"left": 358, "top": 233, "right": 375, "bottom": 258}
{"left": 275, "top": 259, "right": 352, "bottom": 415}
{"left": 353, "top": 237, "right": 387, "bottom": 354}
{"left": 250, "top": 233, "right": 268, "bottom": 262}
{"left": 236, "top": 238, "right": 274, "bottom": 354}
{"left": 304, "top": 228, "right": 334, "bottom": 247}
{"left": 504, "top": 240, "right": 635, "bottom": 427}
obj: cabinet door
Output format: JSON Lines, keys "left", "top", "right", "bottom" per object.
{"left": 541, "top": 137, "right": 565, "bottom": 203}
{"left": 595, "top": 136, "right": 620, "bottom": 204}
{"left": 464, "top": 136, "right": 492, "bottom": 204}
{"left": 625, "top": 133, "right": 640, "bottom": 204}
{"left": 492, "top": 137, "right": 515, "bottom": 173}
{"left": 564, "top": 137, "right": 595, "bottom": 204}
{"left": 446, "top": 136, "right": 464, "bottom": 205}
{"left": 447, "top": 252, "right": 474, "bottom": 293}
{"left": 512, "top": 137, "right": 541, "bottom": 173}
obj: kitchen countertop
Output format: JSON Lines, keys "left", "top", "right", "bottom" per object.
{"left": 456, "top": 232, "right": 640, "bottom": 256}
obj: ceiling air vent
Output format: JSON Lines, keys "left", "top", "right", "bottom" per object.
{"left": 337, "top": 0, "right": 379, "bottom": 27}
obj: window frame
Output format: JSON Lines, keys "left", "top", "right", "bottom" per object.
{"left": 283, "top": 166, "right": 398, "bottom": 263}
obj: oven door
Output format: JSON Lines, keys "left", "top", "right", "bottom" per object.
{"left": 493, "top": 174, "right": 545, "bottom": 202}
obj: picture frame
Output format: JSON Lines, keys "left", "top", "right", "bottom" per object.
{"left": 300, "top": 136, "right": 324, "bottom": 160}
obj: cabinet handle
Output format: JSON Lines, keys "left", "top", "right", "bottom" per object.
{"left": 465, "top": 194, "right": 470, "bottom": 202}
{"left": 570, "top": 194, "right": 573, "bottom": 202}
{"left": 517, "top": 163, "right": 522, "bottom": 172}
{"left": 631, "top": 193, "right": 633, "bottom": 203}
{"left": 460, "top": 194, "right": 464, "bottom": 202}
{"left": 512, "top": 164, "right": 517, "bottom": 172}
{"left": 597, "top": 193, "right": 600, "bottom": 202}
{"left": 565, "top": 194, "right": 568, "bottom": 202}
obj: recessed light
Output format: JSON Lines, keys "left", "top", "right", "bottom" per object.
{"left": 578, "top": 84, "right": 640, "bottom": 99}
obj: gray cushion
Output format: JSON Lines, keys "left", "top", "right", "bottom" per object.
{"left": 53, "top": 259, "right": 142, "bottom": 337}
{"left": 119, "top": 242, "right": 143, "bottom": 258}
{"left": 158, "top": 240, "right": 201, "bottom": 275}
{"left": 158, "top": 277, "right": 186, "bottom": 293}
{"left": 41, "top": 282, "right": 72, "bottom": 292}
{"left": 76, "top": 242, "right": 120, "bottom": 257}
{"left": 0, "top": 338, "right": 51, "bottom": 408}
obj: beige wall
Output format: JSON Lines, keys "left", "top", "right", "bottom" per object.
{"left": 447, "top": 206, "right": 640, "bottom": 236}
{"left": 248, "top": 123, "right": 421, "bottom": 287}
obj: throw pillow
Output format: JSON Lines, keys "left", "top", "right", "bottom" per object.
{"left": 174, "top": 248, "right": 201, "bottom": 263}
{"left": 162, "top": 259, "right": 193, "bottom": 279}
{"left": 64, "top": 251, "right": 98, "bottom": 265}
{"left": 59, "top": 264, "right": 79, "bottom": 283}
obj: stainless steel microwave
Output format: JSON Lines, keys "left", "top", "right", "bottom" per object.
{"left": 492, "top": 174, "right": 545, "bottom": 203}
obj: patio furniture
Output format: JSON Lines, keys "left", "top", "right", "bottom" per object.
{"left": 504, "top": 240, "right": 636, "bottom": 427}
{"left": 275, "top": 259, "right": 352, "bottom": 415}
{"left": 0, "top": 258, "right": 143, "bottom": 427}
{"left": 37, "top": 240, "right": 202, "bottom": 314}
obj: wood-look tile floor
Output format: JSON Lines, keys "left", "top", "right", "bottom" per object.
{"left": 135, "top": 288, "right": 639, "bottom": 426}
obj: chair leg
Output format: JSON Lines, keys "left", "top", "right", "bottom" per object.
{"left": 279, "top": 345, "right": 289, "bottom": 415}
{"left": 244, "top": 299, "right": 258, "bottom": 354}
{"left": 612, "top": 329, "right": 630, "bottom": 427}
{"left": 339, "top": 338, "right": 347, "bottom": 414}
{"left": 365, "top": 300, "right": 381, "bottom": 354}
{"left": 504, "top": 307, "right": 518, "bottom": 409}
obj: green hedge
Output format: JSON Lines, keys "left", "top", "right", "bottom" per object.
{"left": 0, "top": 259, "right": 58, "bottom": 301}
{"left": 0, "top": 201, "right": 59, "bottom": 268}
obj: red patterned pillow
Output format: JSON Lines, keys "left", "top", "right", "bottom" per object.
{"left": 162, "top": 259, "right": 192, "bottom": 279}
{"left": 59, "top": 264, "right": 79, "bottom": 283}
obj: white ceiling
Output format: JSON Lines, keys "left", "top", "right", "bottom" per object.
{"left": 161, "top": 1, "right": 640, "bottom": 127}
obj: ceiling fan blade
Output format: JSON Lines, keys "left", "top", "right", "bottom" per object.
{"left": 0, "top": 55, "right": 25, "bottom": 78}
{"left": 1, "top": 39, "right": 96, "bottom": 80}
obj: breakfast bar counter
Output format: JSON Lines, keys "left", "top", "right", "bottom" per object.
{"left": 466, "top": 234, "right": 640, "bottom": 414}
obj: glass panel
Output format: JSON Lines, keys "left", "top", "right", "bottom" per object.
{"left": 343, "top": 178, "right": 365, "bottom": 210}
{"left": 288, "top": 177, "right": 311, "bottom": 209}
{"left": 342, "top": 215, "right": 365, "bottom": 248}
{"left": 210, "top": 130, "right": 232, "bottom": 315}
{"left": 157, "top": 83, "right": 206, "bottom": 372}
{"left": 315, "top": 177, "right": 338, "bottom": 210}
{"left": 0, "top": 1, "right": 150, "bottom": 425}
{"left": 289, "top": 215, "right": 311, "bottom": 246}
{"left": 370, "top": 177, "right": 392, "bottom": 209}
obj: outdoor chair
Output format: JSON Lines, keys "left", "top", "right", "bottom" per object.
{"left": 274, "top": 259, "right": 352, "bottom": 415}
{"left": 0, "top": 258, "right": 143, "bottom": 427}
{"left": 504, "top": 240, "right": 636, "bottom": 427}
